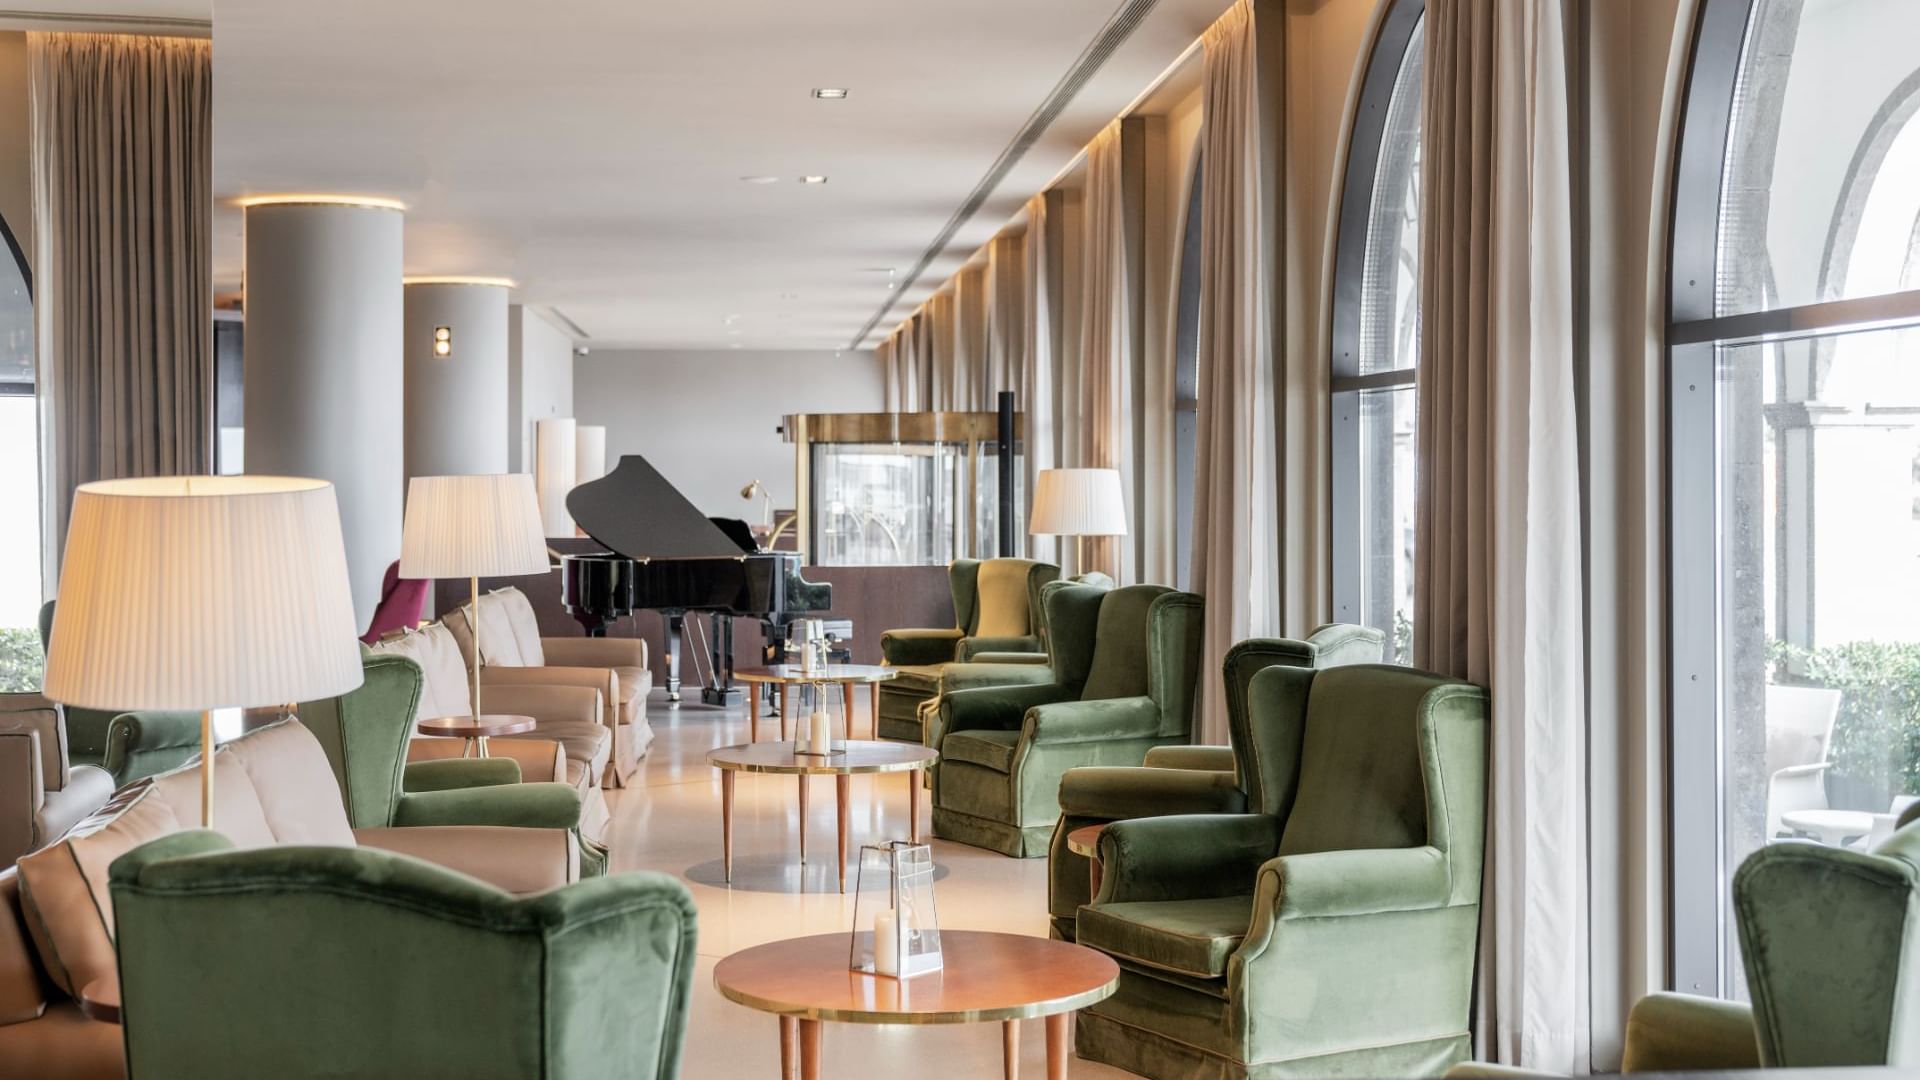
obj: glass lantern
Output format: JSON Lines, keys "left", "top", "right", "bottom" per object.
{"left": 791, "top": 680, "right": 845, "bottom": 758}
{"left": 850, "top": 841, "right": 942, "bottom": 978}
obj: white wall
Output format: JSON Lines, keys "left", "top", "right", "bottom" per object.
{"left": 508, "top": 305, "right": 575, "bottom": 472}
{"left": 573, "top": 348, "right": 883, "bottom": 516}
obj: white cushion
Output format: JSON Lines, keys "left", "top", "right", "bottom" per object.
{"left": 367, "top": 622, "right": 473, "bottom": 719}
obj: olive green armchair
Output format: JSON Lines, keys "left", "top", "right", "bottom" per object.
{"left": 1045, "top": 626, "right": 1386, "bottom": 940}
{"left": 37, "top": 600, "right": 203, "bottom": 787}
{"left": 109, "top": 830, "right": 697, "bottom": 1079}
{"left": 930, "top": 582, "right": 1205, "bottom": 857}
{"left": 1073, "top": 662, "right": 1488, "bottom": 1079}
{"left": 875, "top": 558, "right": 1061, "bottom": 741}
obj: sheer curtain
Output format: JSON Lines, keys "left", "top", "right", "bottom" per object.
{"left": 1074, "top": 121, "right": 1137, "bottom": 583}
{"left": 32, "top": 32, "right": 212, "bottom": 591}
{"left": 1022, "top": 194, "right": 1060, "bottom": 567}
{"left": 1412, "top": 0, "right": 1588, "bottom": 1070}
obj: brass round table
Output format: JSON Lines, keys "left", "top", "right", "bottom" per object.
{"left": 1065, "top": 824, "right": 1107, "bottom": 897}
{"left": 733, "top": 664, "right": 898, "bottom": 742}
{"left": 707, "top": 739, "right": 937, "bottom": 892}
{"left": 713, "top": 930, "right": 1119, "bottom": 1079}
{"left": 415, "top": 713, "right": 535, "bottom": 758}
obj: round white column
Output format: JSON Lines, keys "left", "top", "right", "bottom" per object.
{"left": 402, "top": 280, "right": 510, "bottom": 479}
{"left": 243, "top": 198, "right": 404, "bottom": 628}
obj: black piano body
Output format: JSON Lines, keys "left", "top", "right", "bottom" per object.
{"left": 561, "top": 454, "right": 831, "bottom": 704}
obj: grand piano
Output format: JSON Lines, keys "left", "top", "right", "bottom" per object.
{"left": 561, "top": 454, "right": 832, "bottom": 705}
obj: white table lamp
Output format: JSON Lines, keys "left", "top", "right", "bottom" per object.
{"left": 1029, "top": 467, "right": 1128, "bottom": 571}
{"left": 399, "top": 474, "right": 551, "bottom": 721}
{"left": 42, "top": 476, "right": 364, "bottom": 827}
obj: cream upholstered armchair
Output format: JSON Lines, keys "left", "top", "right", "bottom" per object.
{"left": 444, "top": 586, "right": 653, "bottom": 787}
{"left": 1, "top": 693, "right": 114, "bottom": 866}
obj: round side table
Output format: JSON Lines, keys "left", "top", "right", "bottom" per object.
{"left": 415, "top": 713, "right": 535, "bottom": 758}
{"left": 734, "top": 664, "right": 898, "bottom": 742}
{"left": 1066, "top": 824, "right": 1107, "bottom": 897}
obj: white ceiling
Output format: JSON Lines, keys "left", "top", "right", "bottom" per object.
{"left": 212, "top": 0, "right": 1228, "bottom": 350}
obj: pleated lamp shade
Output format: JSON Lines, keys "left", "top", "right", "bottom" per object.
{"left": 399, "top": 473, "right": 551, "bottom": 580}
{"left": 1029, "top": 468, "right": 1129, "bottom": 537}
{"left": 43, "top": 476, "right": 364, "bottom": 711}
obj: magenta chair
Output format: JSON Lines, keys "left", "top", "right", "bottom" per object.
{"left": 361, "top": 560, "right": 429, "bottom": 643}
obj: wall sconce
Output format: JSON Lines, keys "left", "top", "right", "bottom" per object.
{"left": 432, "top": 326, "right": 452, "bottom": 357}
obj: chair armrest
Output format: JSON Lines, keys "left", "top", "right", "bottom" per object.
{"left": 963, "top": 652, "right": 1049, "bottom": 665}
{"left": 1442, "top": 1065, "right": 1558, "bottom": 1079}
{"left": 0, "top": 731, "right": 42, "bottom": 863}
{"left": 1257, "top": 846, "right": 1453, "bottom": 921}
{"left": 541, "top": 636, "right": 647, "bottom": 670}
{"left": 1098, "top": 814, "right": 1279, "bottom": 904}
{"left": 1058, "top": 765, "right": 1245, "bottom": 821}
{"left": 353, "top": 825, "right": 577, "bottom": 894}
{"left": 1025, "top": 697, "right": 1162, "bottom": 746}
{"left": 940, "top": 682, "right": 1072, "bottom": 735}
{"left": 1142, "top": 745, "right": 1235, "bottom": 772}
{"left": 104, "top": 711, "right": 207, "bottom": 786}
{"left": 881, "top": 628, "right": 964, "bottom": 666}
{"left": 409, "top": 735, "right": 566, "bottom": 784}
{"left": 958, "top": 635, "right": 1042, "bottom": 660}
{"left": 393, "top": 782, "right": 582, "bottom": 830}
{"left": 474, "top": 682, "right": 605, "bottom": 729}
{"left": 1620, "top": 992, "right": 1759, "bottom": 1072}
{"left": 403, "top": 757, "right": 522, "bottom": 792}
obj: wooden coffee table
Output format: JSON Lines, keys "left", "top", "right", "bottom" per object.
{"left": 735, "top": 664, "right": 898, "bottom": 742}
{"left": 708, "top": 739, "right": 937, "bottom": 892}
{"left": 714, "top": 930, "right": 1118, "bottom": 1079}
{"left": 415, "top": 713, "right": 535, "bottom": 758}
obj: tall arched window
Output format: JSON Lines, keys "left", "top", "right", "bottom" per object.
{"left": 1671, "top": 0, "right": 1920, "bottom": 998}
{"left": 0, "top": 214, "right": 36, "bottom": 691}
{"left": 1331, "top": 0, "right": 1424, "bottom": 664}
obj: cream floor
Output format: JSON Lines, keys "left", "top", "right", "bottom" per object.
{"left": 605, "top": 687, "right": 1135, "bottom": 1079}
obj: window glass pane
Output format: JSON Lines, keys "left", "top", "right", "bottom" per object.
{"left": 1718, "top": 0, "right": 1920, "bottom": 317}
{"left": 1357, "top": 18, "right": 1424, "bottom": 376}
{"left": 0, "top": 395, "right": 41, "bottom": 691}
{"left": 810, "top": 443, "right": 961, "bottom": 566}
{"left": 1358, "top": 385, "right": 1416, "bottom": 664}
{"left": 1715, "top": 322, "right": 1920, "bottom": 995}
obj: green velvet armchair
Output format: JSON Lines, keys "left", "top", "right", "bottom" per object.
{"left": 109, "top": 830, "right": 697, "bottom": 1079}
{"left": 1073, "top": 662, "right": 1488, "bottom": 1079}
{"left": 1445, "top": 993, "right": 1761, "bottom": 1078}
{"left": 297, "top": 652, "right": 608, "bottom": 876}
{"left": 37, "top": 600, "right": 203, "bottom": 787}
{"left": 930, "top": 582, "right": 1204, "bottom": 857}
{"left": 1045, "top": 626, "right": 1386, "bottom": 940}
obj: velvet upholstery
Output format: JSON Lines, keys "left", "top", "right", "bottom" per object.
{"left": 360, "top": 559, "right": 429, "bottom": 644}
{"left": 876, "top": 558, "right": 1062, "bottom": 741}
{"left": 930, "top": 583, "right": 1205, "bottom": 857}
{"left": 1046, "top": 626, "right": 1386, "bottom": 938}
{"left": 37, "top": 599, "right": 205, "bottom": 787}
{"left": 1073, "top": 662, "right": 1488, "bottom": 1078}
{"left": 1444, "top": 994, "right": 1762, "bottom": 1078}
{"left": 109, "top": 831, "right": 697, "bottom": 1079}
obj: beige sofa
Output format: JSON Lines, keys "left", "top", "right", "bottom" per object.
{"left": 0, "top": 719, "right": 576, "bottom": 1079}
{"left": 1, "top": 693, "right": 113, "bottom": 868}
{"left": 444, "top": 586, "right": 653, "bottom": 786}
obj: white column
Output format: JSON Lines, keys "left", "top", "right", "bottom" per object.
{"left": 534, "top": 417, "right": 577, "bottom": 537}
{"left": 243, "top": 198, "right": 404, "bottom": 627}
{"left": 402, "top": 279, "right": 511, "bottom": 479}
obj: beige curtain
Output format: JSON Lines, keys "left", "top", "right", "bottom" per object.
{"left": 32, "top": 32, "right": 212, "bottom": 591}
{"left": 984, "top": 231, "right": 1026, "bottom": 408}
{"left": 1414, "top": 0, "right": 1588, "bottom": 1070}
{"left": 1188, "top": 0, "right": 1284, "bottom": 742}
{"left": 1074, "top": 121, "right": 1137, "bottom": 583}
{"left": 1022, "top": 194, "right": 1060, "bottom": 567}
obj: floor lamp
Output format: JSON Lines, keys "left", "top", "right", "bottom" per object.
{"left": 42, "top": 476, "right": 364, "bottom": 827}
{"left": 1029, "top": 468, "right": 1128, "bottom": 575}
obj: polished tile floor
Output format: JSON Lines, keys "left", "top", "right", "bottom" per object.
{"left": 606, "top": 688, "right": 1134, "bottom": 1079}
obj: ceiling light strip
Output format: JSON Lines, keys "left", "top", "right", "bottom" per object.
{"left": 845, "top": 0, "right": 1163, "bottom": 350}
{"left": 0, "top": 9, "right": 211, "bottom": 34}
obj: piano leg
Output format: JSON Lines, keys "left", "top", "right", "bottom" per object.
{"left": 700, "top": 614, "right": 743, "bottom": 707}
{"left": 665, "top": 614, "right": 685, "bottom": 703}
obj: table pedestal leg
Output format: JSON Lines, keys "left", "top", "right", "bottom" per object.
{"left": 797, "top": 775, "right": 808, "bottom": 865}
{"left": 779, "top": 1016, "right": 797, "bottom": 1079}
{"left": 1003, "top": 1019, "right": 1020, "bottom": 1080}
{"left": 871, "top": 683, "right": 880, "bottom": 739}
{"left": 778, "top": 684, "right": 790, "bottom": 741}
{"left": 799, "top": 1019, "right": 823, "bottom": 1080}
{"left": 842, "top": 681, "right": 854, "bottom": 739}
{"left": 910, "top": 768, "right": 922, "bottom": 843}
{"left": 836, "top": 774, "right": 850, "bottom": 893}
{"left": 721, "top": 770, "right": 735, "bottom": 883}
{"left": 1046, "top": 1013, "right": 1070, "bottom": 1079}
{"left": 751, "top": 687, "right": 760, "bottom": 742}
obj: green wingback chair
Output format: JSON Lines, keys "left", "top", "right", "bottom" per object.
{"left": 37, "top": 600, "right": 203, "bottom": 786}
{"left": 109, "top": 830, "right": 697, "bottom": 1079}
{"left": 930, "top": 581, "right": 1205, "bottom": 857}
{"left": 1073, "top": 662, "right": 1488, "bottom": 1079}
{"left": 1445, "top": 993, "right": 1761, "bottom": 1078}
{"left": 875, "top": 558, "right": 1061, "bottom": 741}
{"left": 1045, "top": 626, "right": 1386, "bottom": 940}
{"left": 297, "top": 652, "right": 607, "bottom": 876}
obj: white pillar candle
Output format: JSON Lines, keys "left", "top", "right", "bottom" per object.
{"left": 873, "top": 909, "right": 899, "bottom": 976}
{"left": 808, "top": 710, "right": 832, "bottom": 754}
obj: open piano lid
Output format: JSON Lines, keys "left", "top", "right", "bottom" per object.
{"left": 566, "top": 454, "right": 752, "bottom": 558}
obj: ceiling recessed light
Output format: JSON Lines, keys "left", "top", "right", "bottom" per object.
{"left": 800, "top": 176, "right": 828, "bottom": 185}
{"left": 812, "top": 88, "right": 849, "bottom": 100}
{"left": 740, "top": 175, "right": 780, "bottom": 185}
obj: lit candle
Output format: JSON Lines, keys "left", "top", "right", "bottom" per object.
{"left": 808, "top": 710, "right": 832, "bottom": 754}
{"left": 873, "top": 909, "right": 899, "bottom": 976}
